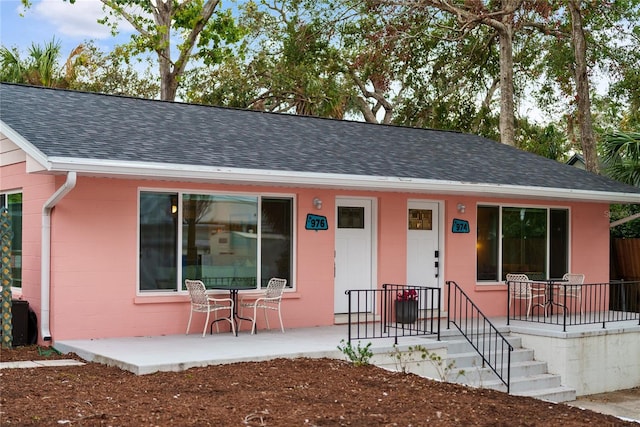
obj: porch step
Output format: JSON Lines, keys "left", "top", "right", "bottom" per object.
{"left": 444, "top": 335, "right": 523, "bottom": 354}
{"left": 513, "top": 386, "right": 579, "bottom": 403}
{"left": 442, "top": 334, "right": 576, "bottom": 403}
{"left": 446, "top": 359, "right": 549, "bottom": 384}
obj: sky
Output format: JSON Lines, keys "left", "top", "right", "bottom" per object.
{"left": 0, "top": 0, "right": 133, "bottom": 56}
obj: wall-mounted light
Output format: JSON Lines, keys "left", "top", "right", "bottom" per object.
{"left": 457, "top": 203, "right": 466, "bottom": 214}
{"left": 313, "top": 197, "right": 323, "bottom": 210}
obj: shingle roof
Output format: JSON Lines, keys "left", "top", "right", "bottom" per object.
{"left": 2, "top": 83, "right": 639, "bottom": 200}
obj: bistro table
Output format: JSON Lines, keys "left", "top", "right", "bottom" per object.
{"left": 206, "top": 282, "right": 255, "bottom": 335}
{"left": 538, "top": 278, "right": 569, "bottom": 316}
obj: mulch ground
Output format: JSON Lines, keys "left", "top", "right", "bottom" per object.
{"left": 0, "top": 345, "right": 635, "bottom": 426}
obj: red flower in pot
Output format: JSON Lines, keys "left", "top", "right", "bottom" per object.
{"left": 396, "top": 289, "right": 418, "bottom": 301}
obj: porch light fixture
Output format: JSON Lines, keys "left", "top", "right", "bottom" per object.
{"left": 313, "top": 197, "right": 323, "bottom": 210}
{"left": 457, "top": 203, "right": 466, "bottom": 214}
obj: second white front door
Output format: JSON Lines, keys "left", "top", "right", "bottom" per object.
{"left": 407, "top": 201, "right": 440, "bottom": 287}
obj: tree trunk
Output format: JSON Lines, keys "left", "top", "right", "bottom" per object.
{"left": 498, "top": 24, "right": 516, "bottom": 146}
{"left": 155, "top": 0, "right": 177, "bottom": 101}
{"left": 568, "top": 0, "right": 599, "bottom": 173}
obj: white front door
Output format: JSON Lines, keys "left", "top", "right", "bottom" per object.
{"left": 334, "top": 198, "right": 373, "bottom": 313}
{"left": 407, "top": 201, "right": 440, "bottom": 289}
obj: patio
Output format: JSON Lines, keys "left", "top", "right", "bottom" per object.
{"left": 54, "top": 324, "right": 403, "bottom": 375}
{"left": 52, "top": 316, "right": 640, "bottom": 376}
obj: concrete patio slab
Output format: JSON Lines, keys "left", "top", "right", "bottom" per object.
{"left": 54, "top": 325, "right": 430, "bottom": 375}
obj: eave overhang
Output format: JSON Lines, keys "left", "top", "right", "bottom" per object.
{"left": 40, "top": 156, "right": 640, "bottom": 204}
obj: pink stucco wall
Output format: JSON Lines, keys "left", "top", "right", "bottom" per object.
{"left": 2, "top": 161, "right": 611, "bottom": 342}
{"left": 444, "top": 197, "right": 610, "bottom": 317}
{"left": 1, "top": 162, "right": 57, "bottom": 319}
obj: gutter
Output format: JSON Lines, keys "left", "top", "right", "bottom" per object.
{"left": 40, "top": 172, "right": 76, "bottom": 341}
{"left": 46, "top": 157, "right": 640, "bottom": 204}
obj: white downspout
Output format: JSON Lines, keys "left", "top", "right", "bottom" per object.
{"left": 41, "top": 172, "right": 76, "bottom": 341}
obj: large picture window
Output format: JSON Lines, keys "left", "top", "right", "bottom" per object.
{"left": 476, "top": 205, "right": 568, "bottom": 282}
{"left": 1, "top": 192, "right": 22, "bottom": 288}
{"left": 139, "top": 191, "right": 293, "bottom": 292}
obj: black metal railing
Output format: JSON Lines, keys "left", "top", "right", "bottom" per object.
{"left": 346, "top": 284, "right": 441, "bottom": 344}
{"left": 506, "top": 280, "right": 640, "bottom": 332}
{"left": 447, "top": 280, "right": 513, "bottom": 394}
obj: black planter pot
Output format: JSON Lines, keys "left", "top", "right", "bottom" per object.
{"left": 395, "top": 299, "right": 418, "bottom": 324}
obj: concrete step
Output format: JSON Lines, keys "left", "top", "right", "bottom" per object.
{"left": 513, "top": 386, "right": 577, "bottom": 403}
{"left": 484, "top": 373, "right": 563, "bottom": 393}
{"left": 448, "top": 360, "right": 549, "bottom": 385}
{"left": 444, "top": 348, "right": 534, "bottom": 368}
{"left": 443, "top": 336, "right": 522, "bottom": 354}
{"left": 442, "top": 333, "right": 577, "bottom": 403}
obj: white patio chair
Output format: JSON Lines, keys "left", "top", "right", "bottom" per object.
{"left": 185, "top": 279, "right": 235, "bottom": 337}
{"left": 559, "top": 273, "right": 585, "bottom": 315}
{"left": 239, "top": 278, "right": 287, "bottom": 334}
{"left": 506, "top": 273, "right": 546, "bottom": 318}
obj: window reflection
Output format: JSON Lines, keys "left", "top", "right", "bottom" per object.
{"left": 139, "top": 192, "right": 178, "bottom": 290}
{"left": 182, "top": 194, "right": 258, "bottom": 289}
{"left": 140, "top": 192, "right": 293, "bottom": 292}
{"left": 476, "top": 206, "right": 569, "bottom": 282}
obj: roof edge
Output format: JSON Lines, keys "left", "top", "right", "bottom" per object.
{"left": 1, "top": 120, "right": 50, "bottom": 169}
{"left": 44, "top": 157, "right": 640, "bottom": 204}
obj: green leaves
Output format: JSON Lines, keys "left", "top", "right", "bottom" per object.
{"left": 602, "top": 131, "right": 640, "bottom": 187}
{"left": 337, "top": 339, "right": 373, "bottom": 366}
{"left": 0, "top": 37, "right": 85, "bottom": 88}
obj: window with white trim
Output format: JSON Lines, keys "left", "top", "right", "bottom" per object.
{"left": 1, "top": 191, "right": 22, "bottom": 288}
{"left": 476, "top": 205, "right": 568, "bottom": 282}
{"left": 139, "top": 191, "right": 293, "bottom": 292}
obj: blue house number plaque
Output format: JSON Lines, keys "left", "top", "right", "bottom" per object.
{"left": 452, "top": 218, "right": 470, "bottom": 233}
{"left": 306, "top": 214, "right": 328, "bottom": 231}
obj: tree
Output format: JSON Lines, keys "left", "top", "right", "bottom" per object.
{"left": 23, "top": 0, "right": 245, "bottom": 101}
{"left": 0, "top": 38, "right": 86, "bottom": 88}
{"left": 529, "top": 1, "right": 640, "bottom": 172}
{"left": 184, "top": 0, "right": 353, "bottom": 117}
{"left": 604, "top": 132, "right": 640, "bottom": 238}
{"left": 185, "top": 0, "right": 506, "bottom": 130}
{"left": 567, "top": 0, "right": 598, "bottom": 173}
{"left": 71, "top": 43, "right": 160, "bottom": 98}
{"left": 374, "top": 0, "right": 537, "bottom": 146}
{"left": 517, "top": 121, "right": 567, "bottom": 160}
{"left": 602, "top": 131, "right": 640, "bottom": 187}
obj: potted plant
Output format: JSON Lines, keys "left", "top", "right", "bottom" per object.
{"left": 395, "top": 289, "right": 418, "bottom": 324}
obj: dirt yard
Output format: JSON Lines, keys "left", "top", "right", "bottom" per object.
{"left": 0, "top": 345, "right": 635, "bottom": 426}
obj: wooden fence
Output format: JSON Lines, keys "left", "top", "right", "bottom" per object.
{"left": 611, "top": 239, "right": 640, "bottom": 314}
{"left": 611, "top": 238, "right": 640, "bottom": 280}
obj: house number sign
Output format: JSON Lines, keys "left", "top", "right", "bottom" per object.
{"left": 306, "top": 214, "right": 328, "bottom": 231}
{"left": 452, "top": 218, "right": 470, "bottom": 233}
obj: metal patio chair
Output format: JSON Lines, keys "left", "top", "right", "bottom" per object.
{"left": 239, "top": 278, "right": 287, "bottom": 334}
{"left": 506, "top": 273, "right": 546, "bottom": 318}
{"left": 185, "top": 279, "right": 235, "bottom": 337}
{"left": 559, "top": 273, "right": 585, "bottom": 315}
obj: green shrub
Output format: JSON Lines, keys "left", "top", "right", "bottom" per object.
{"left": 337, "top": 339, "right": 373, "bottom": 366}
